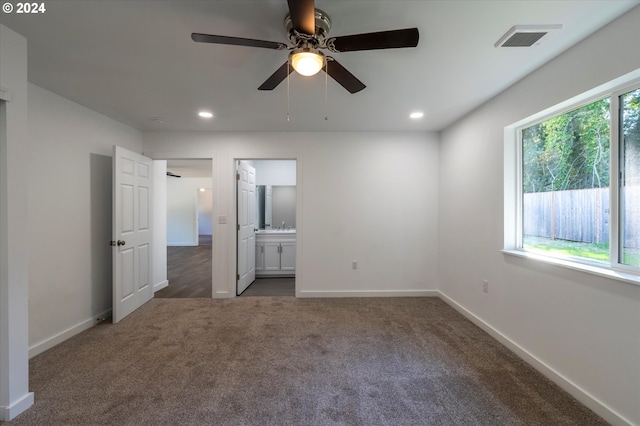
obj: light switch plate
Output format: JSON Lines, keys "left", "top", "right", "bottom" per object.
{"left": 218, "top": 215, "right": 227, "bottom": 224}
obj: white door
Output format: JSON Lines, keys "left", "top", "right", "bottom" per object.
{"left": 237, "top": 160, "right": 256, "bottom": 295}
{"left": 112, "top": 146, "right": 153, "bottom": 323}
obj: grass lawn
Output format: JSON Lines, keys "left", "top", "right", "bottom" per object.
{"left": 622, "top": 250, "right": 640, "bottom": 267}
{"left": 523, "top": 235, "right": 609, "bottom": 262}
{"left": 523, "top": 235, "right": 640, "bottom": 267}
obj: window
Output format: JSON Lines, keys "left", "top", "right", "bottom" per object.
{"left": 505, "top": 71, "right": 640, "bottom": 280}
{"left": 620, "top": 88, "right": 640, "bottom": 268}
{"left": 521, "top": 98, "right": 612, "bottom": 264}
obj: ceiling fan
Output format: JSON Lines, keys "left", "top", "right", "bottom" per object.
{"left": 191, "top": 0, "right": 419, "bottom": 94}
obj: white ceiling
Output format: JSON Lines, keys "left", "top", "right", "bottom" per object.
{"left": 1, "top": 1, "right": 638, "bottom": 132}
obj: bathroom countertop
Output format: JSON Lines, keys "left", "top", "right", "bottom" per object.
{"left": 256, "top": 229, "right": 296, "bottom": 234}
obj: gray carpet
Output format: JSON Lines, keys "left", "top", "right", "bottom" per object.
{"left": 7, "top": 298, "right": 605, "bottom": 425}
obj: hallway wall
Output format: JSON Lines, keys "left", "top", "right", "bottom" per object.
{"left": 167, "top": 177, "right": 213, "bottom": 246}
{"left": 27, "top": 84, "right": 143, "bottom": 356}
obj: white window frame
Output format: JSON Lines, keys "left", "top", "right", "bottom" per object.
{"left": 503, "top": 68, "right": 640, "bottom": 286}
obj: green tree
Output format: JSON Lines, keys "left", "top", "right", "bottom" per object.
{"left": 522, "top": 98, "right": 610, "bottom": 193}
{"left": 622, "top": 89, "right": 640, "bottom": 185}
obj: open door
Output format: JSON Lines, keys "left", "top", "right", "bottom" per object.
{"left": 112, "top": 146, "right": 153, "bottom": 323}
{"left": 237, "top": 160, "right": 256, "bottom": 295}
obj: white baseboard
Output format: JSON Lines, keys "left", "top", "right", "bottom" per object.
{"left": 0, "top": 391, "right": 34, "bottom": 421}
{"left": 28, "top": 309, "right": 112, "bottom": 359}
{"left": 437, "top": 291, "right": 632, "bottom": 426}
{"left": 297, "top": 290, "right": 439, "bottom": 298}
{"left": 153, "top": 279, "right": 169, "bottom": 292}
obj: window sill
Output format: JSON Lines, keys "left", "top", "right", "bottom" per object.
{"left": 502, "top": 249, "right": 640, "bottom": 287}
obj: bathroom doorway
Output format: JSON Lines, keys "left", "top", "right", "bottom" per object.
{"left": 236, "top": 159, "right": 296, "bottom": 297}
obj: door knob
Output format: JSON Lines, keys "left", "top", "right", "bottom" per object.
{"left": 117, "top": 240, "right": 126, "bottom": 246}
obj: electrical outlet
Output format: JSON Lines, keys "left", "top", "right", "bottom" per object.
{"left": 482, "top": 280, "right": 489, "bottom": 293}
{"left": 352, "top": 260, "right": 358, "bottom": 270}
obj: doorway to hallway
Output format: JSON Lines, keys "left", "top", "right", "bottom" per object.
{"left": 159, "top": 159, "right": 213, "bottom": 298}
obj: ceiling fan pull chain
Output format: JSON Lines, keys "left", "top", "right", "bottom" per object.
{"left": 286, "top": 60, "right": 291, "bottom": 122}
{"left": 324, "top": 59, "right": 328, "bottom": 121}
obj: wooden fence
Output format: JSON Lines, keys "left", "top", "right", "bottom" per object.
{"left": 523, "top": 186, "right": 640, "bottom": 248}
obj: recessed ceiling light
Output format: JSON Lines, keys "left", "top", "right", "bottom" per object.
{"left": 410, "top": 112, "right": 424, "bottom": 119}
{"left": 198, "top": 111, "right": 214, "bottom": 119}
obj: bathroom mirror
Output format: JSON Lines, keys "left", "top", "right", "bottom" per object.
{"left": 256, "top": 185, "right": 296, "bottom": 229}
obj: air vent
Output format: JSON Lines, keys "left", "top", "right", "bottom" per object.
{"left": 495, "top": 25, "right": 562, "bottom": 48}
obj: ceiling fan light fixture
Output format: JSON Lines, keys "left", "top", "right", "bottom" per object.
{"left": 290, "top": 48, "right": 324, "bottom": 76}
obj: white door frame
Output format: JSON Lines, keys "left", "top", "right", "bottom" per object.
{"left": 0, "top": 97, "right": 34, "bottom": 420}
{"left": 0, "top": 29, "right": 34, "bottom": 420}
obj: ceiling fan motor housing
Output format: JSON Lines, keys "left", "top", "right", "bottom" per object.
{"left": 285, "top": 9, "right": 331, "bottom": 46}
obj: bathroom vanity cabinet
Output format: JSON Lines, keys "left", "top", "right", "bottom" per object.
{"left": 255, "top": 231, "right": 296, "bottom": 277}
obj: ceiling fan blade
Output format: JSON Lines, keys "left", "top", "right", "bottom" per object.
{"left": 327, "top": 28, "right": 419, "bottom": 53}
{"left": 258, "top": 62, "right": 294, "bottom": 91}
{"left": 191, "top": 33, "right": 287, "bottom": 50}
{"left": 287, "top": 0, "right": 315, "bottom": 35}
{"left": 323, "top": 59, "right": 366, "bottom": 94}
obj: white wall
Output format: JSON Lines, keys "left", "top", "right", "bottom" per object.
{"left": 253, "top": 160, "right": 296, "bottom": 185}
{"left": 0, "top": 24, "right": 33, "bottom": 421}
{"left": 438, "top": 7, "right": 640, "bottom": 426}
{"left": 198, "top": 189, "right": 213, "bottom": 236}
{"left": 143, "top": 132, "right": 440, "bottom": 297}
{"left": 167, "top": 177, "right": 213, "bottom": 245}
{"left": 27, "top": 84, "right": 143, "bottom": 356}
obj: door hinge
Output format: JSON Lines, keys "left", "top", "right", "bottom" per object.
{"left": 236, "top": 274, "right": 240, "bottom": 281}
{"left": 237, "top": 224, "right": 240, "bottom": 231}
{"left": 236, "top": 173, "right": 240, "bottom": 181}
